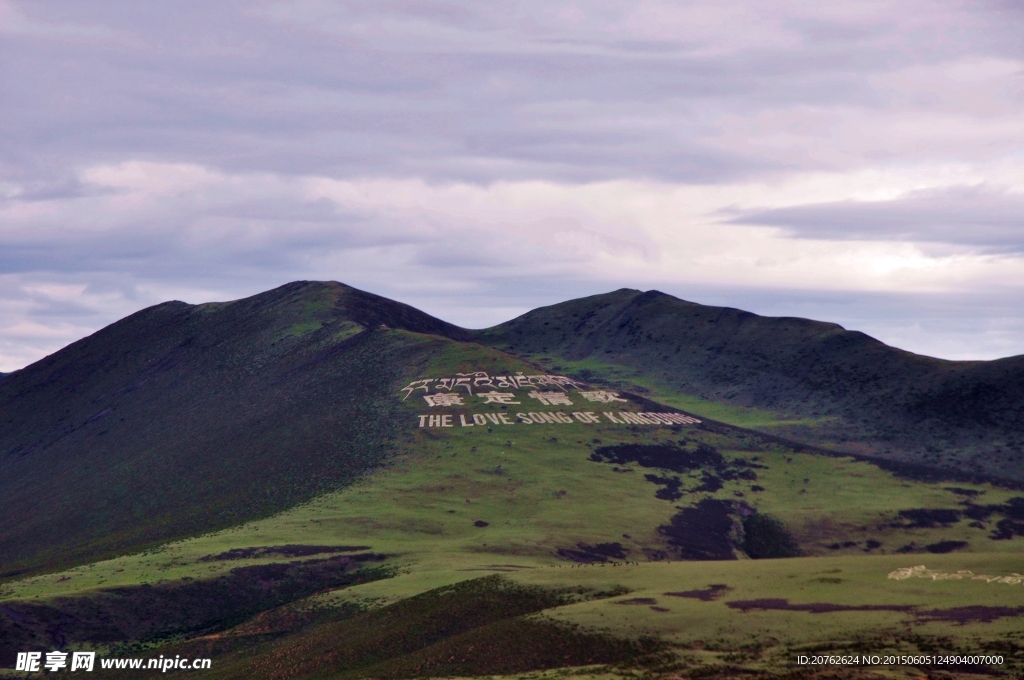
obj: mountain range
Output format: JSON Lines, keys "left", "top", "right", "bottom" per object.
{"left": 3, "top": 281, "right": 1022, "bottom": 577}
{"left": 2, "top": 281, "right": 1022, "bottom": 679}
{"left": 480, "top": 288, "right": 1024, "bottom": 478}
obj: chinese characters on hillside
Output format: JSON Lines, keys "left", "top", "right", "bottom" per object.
{"left": 422, "top": 389, "right": 625, "bottom": 408}
{"left": 401, "top": 371, "right": 700, "bottom": 429}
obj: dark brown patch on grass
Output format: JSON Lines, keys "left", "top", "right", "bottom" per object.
{"left": 964, "top": 504, "right": 998, "bottom": 521}
{"left": 960, "top": 498, "right": 1024, "bottom": 540}
{"left": 590, "top": 442, "right": 758, "bottom": 504}
{"left": 692, "top": 471, "right": 725, "bottom": 493}
{"left": 916, "top": 606, "right": 1024, "bottom": 625}
{"left": 590, "top": 442, "right": 724, "bottom": 473}
{"left": 726, "top": 599, "right": 914, "bottom": 614}
{"left": 896, "top": 508, "right": 962, "bottom": 528}
{"left": 658, "top": 499, "right": 736, "bottom": 561}
{"left": 1001, "top": 497, "right": 1024, "bottom": 519}
{"left": 742, "top": 513, "right": 800, "bottom": 559}
{"left": 866, "top": 457, "right": 1024, "bottom": 489}
{"left": 664, "top": 584, "right": 730, "bottom": 601}
{"left": 644, "top": 474, "right": 684, "bottom": 501}
{"left": 924, "top": 540, "right": 968, "bottom": 553}
{"left": 197, "top": 545, "right": 371, "bottom": 562}
{"left": 991, "top": 518, "right": 1024, "bottom": 540}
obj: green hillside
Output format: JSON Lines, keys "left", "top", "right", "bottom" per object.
{"left": 1, "top": 282, "right": 1023, "bottom": 679}
{"left": 5, "top": 353, "right": 1024, "bottom": 675}
{"left": 0, "top": 281, "right": 472, "bottom": 578}
{"left": 474, "top": 289, "right": 1024, "bottom": 482}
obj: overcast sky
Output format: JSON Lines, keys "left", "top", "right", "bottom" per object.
{"left": 2, "top": 0, "right": 1023, "bottom": 371}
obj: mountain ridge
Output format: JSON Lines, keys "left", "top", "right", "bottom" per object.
{"left": 3, "top": 281, "right": 1024, "bottom": 679}
{"left": 474, "top": 287, "right": 1024, "bottom": 479}
{"left": 2, "top": 280, "right": 1022, "bottom": 579}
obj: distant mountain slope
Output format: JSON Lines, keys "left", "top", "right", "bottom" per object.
{"left": 474, "top": 289, "right": 1024, "bottom": 480}
{"left": 0, "top": 281, "right": 467, "bottom": 577}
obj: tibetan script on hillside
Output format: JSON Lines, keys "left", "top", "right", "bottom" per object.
{"left": 401, "top": 372, "right": 583, "bottom": 400}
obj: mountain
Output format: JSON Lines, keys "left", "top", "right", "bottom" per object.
{"left": 0, "top": 281, "right": 469, "bottom": 577}
{"left": 2, "top": 281, "right": 1024, "bottom": 679}
{"left": 475, "top": 289, "right": 1024, "bottom": 481}
{"left": 4, "top": 282, "right": 1024, "bottom": 580}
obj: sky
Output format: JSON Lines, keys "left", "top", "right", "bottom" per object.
{"left": 2, "top": 0, "right": 1023, "bottom": 371}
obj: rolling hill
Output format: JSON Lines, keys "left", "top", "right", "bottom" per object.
{"left": 0, "top": 281, "right": 471, "bottom": 577}
{"left": 2, "top": 281, "right": 1023, "bottom": 679}
{"left": 475, "top": 288, "right": 1024, "bottom": 481}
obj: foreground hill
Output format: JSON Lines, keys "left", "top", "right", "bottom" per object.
{"left": 475, "top": 289, "right": 1024, "bottom": 481}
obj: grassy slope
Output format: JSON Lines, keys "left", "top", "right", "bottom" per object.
{"left": 0, "top": 281, "right": 470, "bottom": 578}
{"left": 473, "top": 289, "right": 1024, "bottom": 481}
{"left": 3, "top": 283, "right": 1024, "bottom": 677}
{"left": 4, "top": 334, "right": 1022, "bottom": 676}
{"left": 527, "top": 354, "right": 835, "bottom": 430}
{"left": 4, "top": 281, "right": 1021, "bottom": 581}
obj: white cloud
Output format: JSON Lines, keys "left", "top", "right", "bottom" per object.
{"left": 2, "top": 0, "right": 1024, "bottom": 369}
{"left": 3, "top": 158, "right": 1024, "bottom": 370}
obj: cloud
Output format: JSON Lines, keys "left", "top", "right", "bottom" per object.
{"left": 2, "top": 0, "right": 1024, "bottom": 369}
{"left": 4, "top": 0, "right": 1022, "bottom": 185}
{"left": 9, "top": 160, "right": 1021, "bottom": 292}
{"left": 2, "top": 159, "right": 1024, "bottom": 370}
{"left": 730, "top": 185, "right": 1024, "bottom": 251}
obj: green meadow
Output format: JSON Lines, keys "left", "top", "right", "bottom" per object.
{"left": 5, "top": 372, "right": 1022, "bottom": 677}
{"left": 4, "top": 283, "right": 1024, "bottom": 678}
{"left": 8, "top": 405, "right": 1019, "bottom": 600}
{"left": 531, "top": 355, "right": 832, "bottom": 431}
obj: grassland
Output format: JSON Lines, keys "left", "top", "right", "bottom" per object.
{"left": 3, "top": 282, "right": 1024, "bottom": 678}
{"left": 8, "top": 402, "right": 1019, "bottom": 601}
{"left": 4, "top": 365, "right": 1022, "bottom": 677}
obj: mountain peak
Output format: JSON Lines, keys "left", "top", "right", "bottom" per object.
{"left": 214, "top": 280, "right": 472, "bottom": 342}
